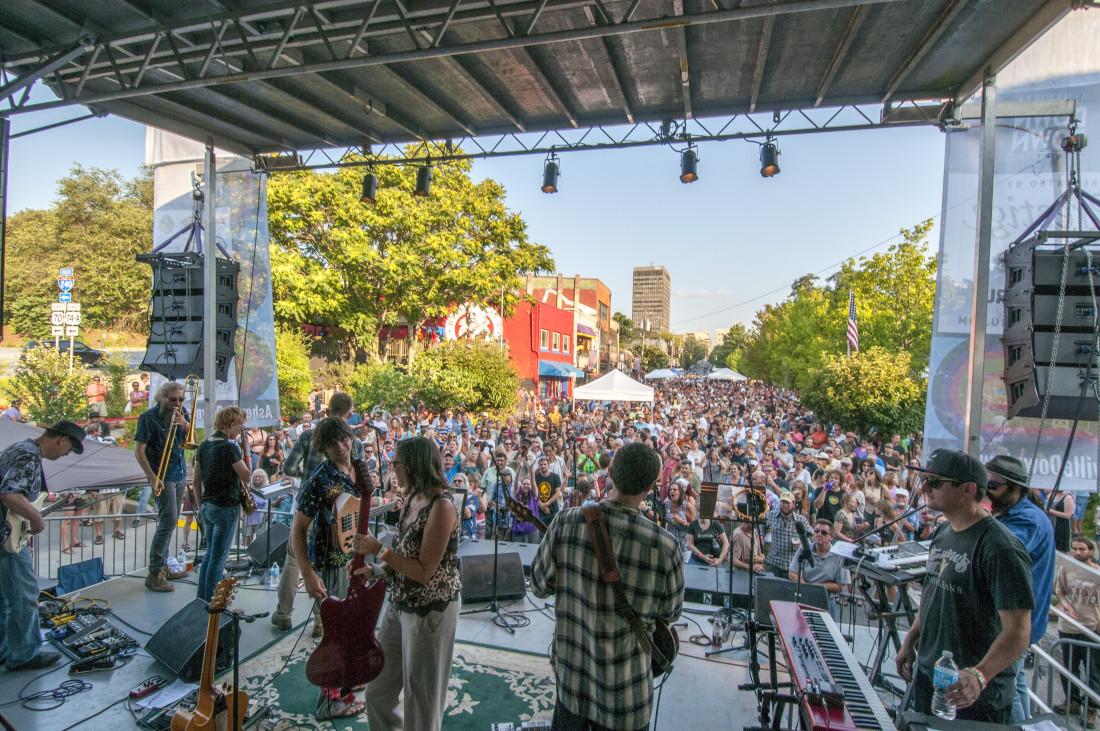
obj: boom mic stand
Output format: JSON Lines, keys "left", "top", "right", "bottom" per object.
{"left": 709, "top": 487, "right": 767, "bottom": 674}
{"left": 461, "top": 466, "right": 521, "bottom": 632}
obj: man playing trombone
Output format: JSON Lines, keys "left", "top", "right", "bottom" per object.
{"left": 134, "top": 381, "right": 189, "bottom": 592}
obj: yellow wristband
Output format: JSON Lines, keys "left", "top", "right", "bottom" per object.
{"left": 963, "top": 667, "right": 986, "bottom": 690}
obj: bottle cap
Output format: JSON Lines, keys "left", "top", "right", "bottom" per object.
{"left": 943, "top": 651, "right": 953, "bottom": 658}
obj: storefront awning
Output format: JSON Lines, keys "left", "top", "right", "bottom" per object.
{"left": 539, "top": 360, "right": 585, "bottom": 378}
{"left": 576, "top": 324, "right": 596, "bottom": 337}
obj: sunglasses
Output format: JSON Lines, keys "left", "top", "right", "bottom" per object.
{"left": 813, "top": 528, "right": 832, "bottom": 535}
{"left": 986, "top": 479, "right": 1007, "bottom": 491}
{"left": 923, "top": 476, "right": 956, "bottom": 490}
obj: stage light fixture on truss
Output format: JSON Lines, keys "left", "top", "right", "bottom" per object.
{"left": 679, "top": 144, "right": 698, "bottom": 184}
{"left": 760, "top": 137, "right": 780, "bottom": 177}
{"left": 415, "top": 163, "right": 433, "bottom": 197}
{"left": 541, "top": 153, "right": 560, "bottom": 194}
{"left": 360, "top": 172, "right": 378, "bottom": 204}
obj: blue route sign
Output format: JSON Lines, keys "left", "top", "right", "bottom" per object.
{"left": 59, "top": 292, "right": 72, "bottom": 303}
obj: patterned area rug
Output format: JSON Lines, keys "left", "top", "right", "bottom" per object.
{"left": 237, "top": 630, "right": 556, "bottom": 729}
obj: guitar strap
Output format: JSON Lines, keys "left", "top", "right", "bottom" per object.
{"left": 582, "top": 505, "right": 668, "bottom": 668}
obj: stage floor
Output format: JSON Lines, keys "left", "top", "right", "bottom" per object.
{"left": 3, "top": 540, "right": 898, "bottom": 730}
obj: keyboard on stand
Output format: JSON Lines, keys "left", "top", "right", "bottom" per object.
{"left": 770, "top": 600, "right": 896, "bottom": 731}
{"left": 846, "top": 541, "right": 930, "bottom": 586}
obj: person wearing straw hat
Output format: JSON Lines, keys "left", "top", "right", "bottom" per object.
{"left": 0, "top": 421, "right": 84, "bottom": 671}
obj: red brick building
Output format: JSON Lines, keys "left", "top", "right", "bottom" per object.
{"left": 523, "top": 274, "right": 613, "bottom": 372}
{"left": 503, "top": 300, "right": 582, "bottom": 398}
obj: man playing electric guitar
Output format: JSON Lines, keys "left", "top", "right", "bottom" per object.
{"left": 531, "top": 442, "right": 684, "bottom": 731}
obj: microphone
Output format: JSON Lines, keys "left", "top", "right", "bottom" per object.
{"left": 795, "top": 520, "right": 817, "bottom": 568}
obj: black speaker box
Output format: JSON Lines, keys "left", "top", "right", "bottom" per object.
{"left": 145, "top": 599, "right": 238, "bottom": 681}
{"left": 753, "top": 577, "right": 830, "bottom": 627}
{"left": 459, "top": 552, "right": 526, "bottom": 603}
{"left": 247, "top": 521, "right": 290, "bottom": 568}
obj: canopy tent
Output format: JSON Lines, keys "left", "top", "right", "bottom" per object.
{"left": 644, "top": 369, "right": 677, "bottom": 381}
{"left": 0, "top": 420, "right": 149, "bottom": 491}
{"left": 708, "top": 368, "right": 748, "bottom": 381}
{"left": 574, "top": 370, "right": 654, "bottom": 403}
{"left": 538, "top": 360, "right": 585, "bottom": 378}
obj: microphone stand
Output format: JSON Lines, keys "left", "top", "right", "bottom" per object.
{"left": 461, "top": 465, "right": 520, "bottom": 632}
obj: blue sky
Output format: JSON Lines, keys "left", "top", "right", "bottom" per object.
{"left": 6, "top": 88, "right": 948, "bottom": 341}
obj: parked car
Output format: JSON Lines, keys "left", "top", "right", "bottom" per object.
{"left": 21, "top": 339, "right": 106, "bottom": 367}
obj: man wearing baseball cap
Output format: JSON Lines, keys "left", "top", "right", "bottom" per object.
{"left": 985, "top": 454, "right": 1055, "bottom": 722}
{"left": 896, "top": 449, "right": 1034, "bottom": 723}
{"left": 0, "top": 421, "right": 84, "bottom": 671}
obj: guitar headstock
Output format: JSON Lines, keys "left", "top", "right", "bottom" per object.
{"left": 209, "top": 577, "right": 239, "bottom": 612}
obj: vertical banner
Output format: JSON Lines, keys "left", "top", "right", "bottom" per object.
{"left": 145, "top": 130, "right": 281, "bottom": 427}
{"left": 924, "top": 15, "right": 1100, "bottom": 490}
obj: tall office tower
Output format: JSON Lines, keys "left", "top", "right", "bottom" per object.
{"left": 632, "top": 266, "right": 671, "bottom": 333}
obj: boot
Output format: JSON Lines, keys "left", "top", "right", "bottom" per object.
{"left": 145, "top": 568, "right": 175, "bottom": 592}
{"left": 1087, "top": 709, "right": 1097, "bottom": 729}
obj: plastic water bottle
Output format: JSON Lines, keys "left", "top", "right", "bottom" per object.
{"left": 269, "top": 563, "right": 280, "bottom": 584}
{"left": 932, "top": 651, "right": 960, "bottom": 720}
{"left": 177, "top": 549, "right": 187, "bottom": 565}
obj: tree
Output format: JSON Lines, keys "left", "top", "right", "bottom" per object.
{"left": 709, "top": 323, "right": 751, "bottom": 366}
{"left": 267, "top": 146, "right": 554, "bottom": 363}
{"left": 641, "top": 346, "right": 669, "bottom": 372}
{"left": 4, "top": 165, "right": 153, "bottom": 337}
{"left": 100, "top": 353, "right": 131, "bottom": 418}
{"left": 4, "top": 348, "right": 90, "bottom": 423}
{"left": 801, "top": 347, "right": 926, "bottom": 438}
{"left": 349, "top": 362, "right": 418, "bottom": 414}
{"left": 612, "top": 312, "right": 635, "bottom": 342}
{"left": 411, "top": 340, "right": 518, "bottom": 414}
{"left": 275, "top": 324, "right": 314, "bottom": 416}
{"left": 679, "top": 336, "right": 708, "bottom": 370}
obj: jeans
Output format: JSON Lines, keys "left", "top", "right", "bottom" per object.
{"left": 1059, "top": 631, "right": 1100, "bottom": 708}
{"left": 197, "top": 502, "right": 239, "bottom": 602}
{"left": 0, "top": 547, "right": 44, "bottom": 666}
{"left": 148, "top": 479, "right": 184, "bottom": 574}
{"left": 136, "top": 484, "right": 153, "bottom": 515}
{"left": 1010, "top": 655, "right": 1029, "bottom": 723}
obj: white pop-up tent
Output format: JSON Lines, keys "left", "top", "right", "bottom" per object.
{"left": 0, "top": 420, "right": 148, "bottom": 490}
{"left": 644, "top": 369, "right": 677, "bottom": 380}
{"left": 708, "top": 368, "right": 748, "bottom": 381}
{"left": 574, "top": 369, "right": 654, "bottom": 402}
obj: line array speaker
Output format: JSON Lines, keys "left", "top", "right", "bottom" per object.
{"left": 138, "top": 252, "right": 239, "bottom": 381}
{"left": 1002, "top": 236, "right": 1100, "bottom": 420}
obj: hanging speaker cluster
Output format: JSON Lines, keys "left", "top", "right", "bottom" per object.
{"left": 1001, "top": 233, "right": 1100, "bottom": 420}
{"left": 137, "top": 252, "right": 239, "bottom": 381}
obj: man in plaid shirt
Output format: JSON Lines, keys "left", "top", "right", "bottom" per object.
{"left": 765, "top": 491, "right": 811, "bottom": 578}
{"left": 531, "top": 442, "right": 684, "bottom": 731}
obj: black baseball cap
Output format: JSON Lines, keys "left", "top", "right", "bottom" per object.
{"left": 45, "top": 421, "right": 86, "bottom": 454}
{"left": 911, "top": 448, "right": 987, "bottom": 489}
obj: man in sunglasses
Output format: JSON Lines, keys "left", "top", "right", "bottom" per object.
{"left": 787, "top": 517, "right": 850, "bottom": 619}
{"left": 985, "top": 454, "right": 1055, "bottom": 722}
{"left": 896, "top": 449, "right": 1033, "bottom": 723}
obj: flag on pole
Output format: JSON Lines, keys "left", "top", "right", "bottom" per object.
{"left": 847, "top": 290, "right": 859, "bottom": 354}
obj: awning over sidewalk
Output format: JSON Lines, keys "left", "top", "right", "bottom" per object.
{"left": 576, "top": 324, "right": 596, "bottom": 337}
{"left": 539, "top": 361, "right": 585, "bottom": 378}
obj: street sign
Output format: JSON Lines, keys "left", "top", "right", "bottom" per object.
{"left": 65, "top": 303, "right": 80, "bottom": 312}
{"left": 59, "top": 292, "right": 72, "bottom": 303}
{"left": 65, "top": 326, "right": 79, "bottom": 336}
{"left": 59, "top": 268, "right": 73, "bottom": 277}
{"left": 50, "top": 312, "right": 64, "bottom": 326}
{"left": 51, "top": 303, "right": 66, "bottom": 312}
{"left": 51, "top": 325, "right": 64, "bottom": 336}
{"left": 58, "top": 277, "right": 74, "bottom": 292}
{"left": 64, "top": 312, "right": 81, "bottom": 326}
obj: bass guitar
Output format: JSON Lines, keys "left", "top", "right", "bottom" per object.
{"left": 3, "top": 492, "right": 93, "bottom": 554}
{"left": 307, "top": 458, "right": 387, "bottom": 689}
{"left": 330, "top": 494, "right": 400, "bottom": 556}
{"left": 171, "top": 577, "right": 247, "bottom": 731}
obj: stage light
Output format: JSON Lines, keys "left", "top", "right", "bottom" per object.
{"left": 679, "top": 146, "right": 698, "bottom": 184}
{"left": 360, "top": 173, "right": 378, "bottom": 204}
{"left": 542, "top": 155, "right": 559, "bottom": 194}
{"left": 760, "top": 139, "right": 780, "bottom": 177}
{"left": 414, "top": 165, "right": 432, "bottom": 197}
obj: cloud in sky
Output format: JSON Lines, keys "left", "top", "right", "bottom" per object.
{"left": 674, "top": 288, "right": 733, "bottom": 298}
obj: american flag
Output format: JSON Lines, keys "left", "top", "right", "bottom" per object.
{"left": 847, "top": 290, "right": 859, "bottom": 353}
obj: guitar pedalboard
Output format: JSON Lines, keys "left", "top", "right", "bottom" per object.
{"left": 50, "top": 615, "right": 139, "bottom": 660}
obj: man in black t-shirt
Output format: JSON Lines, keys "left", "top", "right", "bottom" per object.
{"left": 896, "top": 450, "right": 1033, "bottom": 723}
{"left": 535, "top": 456, "right": 562, "bottom": 522}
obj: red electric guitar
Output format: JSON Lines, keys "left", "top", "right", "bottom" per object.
{"left": 306, "top": 458, "right": 387, "bottom": 689}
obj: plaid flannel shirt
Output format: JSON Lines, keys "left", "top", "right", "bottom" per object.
{"left": 765, "top": 510, "right": 811, "bottom": 573}
{"left": 531, "top": 501, "right": 684, "bottom": 730}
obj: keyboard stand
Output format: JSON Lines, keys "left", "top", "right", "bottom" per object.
{"left": 863, "top": 576, "right": 918, "bottom": 692}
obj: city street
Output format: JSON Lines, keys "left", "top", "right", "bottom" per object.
{"left": 0, "top": 347, "right": 144, "bottom": 375}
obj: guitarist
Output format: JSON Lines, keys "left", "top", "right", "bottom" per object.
{"left": 530, "top": 442, "right": 684, "bottom": 731}
{"left": 0, "top": 421, "right": 85, "bottom": 672}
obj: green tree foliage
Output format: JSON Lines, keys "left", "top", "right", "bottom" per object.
{"left": 5, "top": 348, "right": 90, "bottom": 423}
{"left": 411, "top": 340, "right": 517, "bottom": 414}
{"left": 739, "top": 220, "right": 936, "bottom": 390}
{"left": 679, "top": 336, "right": 708, "bottom": 370}
{"left": 349, "top": 362, "right": 418, "bottom": 414}
{"left": 612, "top": 312, "right": 635, "bottom": 342}
{"left": 709, "top": 323, "right": 751, "bottom": 367}
{"left": 100, "top": 353, "right": 131, "bottom": 418}
{"left": 641, "top": 346, "right": 669, "bottom": 371}
{"left": 5, "top": 165, "right": 153, "bottom": 336}
{"left": 267, "top": 146, "right": 554, "bottom": 362}
{"left": 274, "top": 324, "right": 314, "bottom": 416}
{"left": 802, "top": 347, "right": 926, "bottom": 438}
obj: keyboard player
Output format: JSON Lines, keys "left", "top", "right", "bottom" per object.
{"left": 896, "top": 449, "right": 1033, "bottom": 723}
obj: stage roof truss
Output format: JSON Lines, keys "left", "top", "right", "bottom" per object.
{"left": 0, "top": 0, "right": 1079, "bottom": 161}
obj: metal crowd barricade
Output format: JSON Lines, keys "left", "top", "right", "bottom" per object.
{"left": 1030, "top": 605, "right": 1100, "bottom": 722}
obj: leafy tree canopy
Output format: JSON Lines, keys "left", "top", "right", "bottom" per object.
{"left": 679, "top": 336, "right": 708, "bottom": 370}
{"left": 802, "top": 347, "right": 927, "bottom": 438}
{"left": 641, "top": 346, "right": 669, "bottom": 372}
{"left": 5, "top": 348, "right": 90, "bottom": 423}
{"left": 275, "top": 324, "right": 314, "bottom": 416}
{"left": 709, "top": 323, "right": 750, "bottom": 367}
{"left": 349, "top": 361, "right": 418, "bottom": 415}
{"left": 612, "top": 312, "right": 635, "bottom": 342}
{"left": 411, "top": 340, "right": 518, "bottom": 414}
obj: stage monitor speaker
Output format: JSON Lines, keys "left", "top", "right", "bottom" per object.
{"left": 1001, "top": 236, "right": 1100, "bottom": 420}
{"left": 753, "top": 577, "right": 830, "bottom": 628}
{"left": 247, "top": 521, "right": 290, "bottom": 568}
{"left": 137, "top": 252, "right": 239, "bottom": 382}
{"left": 459, "top": 552, "right": 526, "bottom": 603}
{"left": 145, "top": 598, "right": 238, "bottom": 681}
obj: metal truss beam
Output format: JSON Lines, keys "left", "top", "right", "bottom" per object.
{"left": 267, "top": 102, "right": 952, "bottom": 171}
{"left": 0, "top": 0, "right": 908, "bottom": 117}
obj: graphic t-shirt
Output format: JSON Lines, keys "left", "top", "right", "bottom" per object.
{"left": 688, "top": 520, "right": 724, "bottom": 559}
{"left": 814, "top": 487, "right": 846, "bottom": 522}
{"left": 917, "top": 517, "right": 1034, "bottom": 711}
{"left": 536, "top": 471, "right": 562, "bottom": 519}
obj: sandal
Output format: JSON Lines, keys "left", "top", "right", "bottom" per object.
{"left": 316, "top": 698, "right": 364, "bottom": 721}
{"left": 182, "top": 544, "right": 192, "bottom": 552}
{"left": 71, "top": 542, "right": 87, "bottom": 548}
{"left": 113, "top": 531, "right": 126, "bottom": 540}
{"left": 94, "top": 536, "right": 104, "bottom": 545}
{"left": 61, "top": 547, "right": 74, "bottom": 554}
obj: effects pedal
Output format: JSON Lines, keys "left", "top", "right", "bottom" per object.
{"left": 131, "top": 678, "right": 164, "bottom": 700}
{"left": 61, "top": 616, "right": 108, "bottom": 647}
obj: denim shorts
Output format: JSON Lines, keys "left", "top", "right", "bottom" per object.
{"left": 1074, "top": 491, "right": 1091, "bottom": 520}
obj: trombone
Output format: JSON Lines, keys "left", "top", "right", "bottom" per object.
{"left": 153, "top": 375, "right": 200, "bottom": 496}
